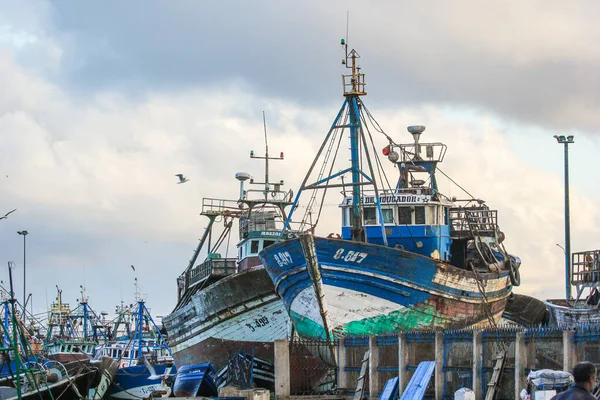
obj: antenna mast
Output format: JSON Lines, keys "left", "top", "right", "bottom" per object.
{"left": 249, "top": 112, "right": 285, "bottom": 199}
{"left": 264, "top": 111, "right": 269, "bottom": 200}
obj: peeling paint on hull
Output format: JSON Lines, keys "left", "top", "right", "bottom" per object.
{"left": 164, "top": 267, "right": 290, "bottom": 370}
{"left": 545, "top": 299, "right": 600, "bottom": 326}
{"left": 260, "top": 237, "right": 512, "bottom": 343}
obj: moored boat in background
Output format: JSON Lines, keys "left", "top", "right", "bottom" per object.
{"left": 98, "top": 281, "right": 175, "bottom": 399}
{"left": 545, "top": 250, "right": 600, "bottom": 326}
{"left": 43, "top": 285, "right": 106, "bottom": 364}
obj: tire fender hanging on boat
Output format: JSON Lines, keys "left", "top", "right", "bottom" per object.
{"left": 509, "top": 258, "right": 521, "bottom": 286}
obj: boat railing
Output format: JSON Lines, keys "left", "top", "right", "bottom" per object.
{"left": 449, "top": 207, "right": 498, "bottom": 239}
{"left": 201, "top": 198, "right": 244, "bottom": 217}
{"left": 572, "top": 250, "right": 600, "bottom": 286}
{"left": 240, "top": 210, "right": 278, "bottom": 231}
{"left": 188, "top": 257, "right": 237, "bottom": 287}
{"left": 394, "top": 142, "right": 447, "bottom": 163}
{"left": 342, "top": 70, "right": 366, "bottom": 95}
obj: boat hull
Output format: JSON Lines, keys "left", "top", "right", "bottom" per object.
{"left": 106, "top": 364, "right": 174, "bottom": 400}
{"left": 545, "top": 299, "right": 600, "bottom": 326}
{"left": 164, "top": 267, "right": 290, "bottom": 370}
{"left": 260, "top": 236, "right": 512, "bottom": 345}
{"left": 173, "top": 363, "right": 217, "bottom": 397}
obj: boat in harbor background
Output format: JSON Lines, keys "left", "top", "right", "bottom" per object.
{"left": 545, "top": 249, "right": 600, "bottom": 325}
{"left": 259, "top": 40, "right": 522, "bottom": 365}
{"left": 163, "top": 127, "right": 293, "bottom": 373}
{"left": 43, "top": 285, "right": 106, "bottom": 363}
{"left": 97, "top": 281, "right": 175, "bottom": 399}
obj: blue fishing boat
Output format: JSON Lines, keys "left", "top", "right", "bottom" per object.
{"left": 258, "top": 40, "right": 521, "bottom": 365}
{"left": 43, "top": 285, "right": 107, "bottom": 363}
{"left": 97, "top": 281, "right": 175, "bottom": 399}
{"left": 0, "top": 263, "right": 98, "bottom": 399}
{"left": 172, "top": 363, "right": 217, "bottom": 397}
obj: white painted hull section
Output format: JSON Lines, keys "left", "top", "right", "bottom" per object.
{"left": 110, "top": 385, "right": 171, "bottom": 399}
{"left": 171, "top": 295, "right": 289, "bottom": 354}
{"left": 289, "top": 285, "right": 405, "bottom": 331}
{"left": 325, "top": 285, "right": 404, "bottom": 327}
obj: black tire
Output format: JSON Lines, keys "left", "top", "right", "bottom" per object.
{"left": 509, "top": 259, "right": 521, "bottom": 286}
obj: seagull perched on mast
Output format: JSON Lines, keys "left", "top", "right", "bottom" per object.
{"left": 175, "top": 174, "right": 189, "bottom": 184}
{"left": 0, "top": 209, "right": 16, "bottom": 220}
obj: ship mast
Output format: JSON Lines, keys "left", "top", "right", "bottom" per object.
{"left": 281, "top": 39, "right": 387, "bottom": 245}
{"left": 342, "top": 39, "right": 367, "bottom": 241}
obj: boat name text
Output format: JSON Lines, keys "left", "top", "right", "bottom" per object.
{"left": 340, "top": 194, "right": 429, "bottom": 206}
{"left": 333, "top": 248, "right": 368, "bottom": 263}
{"left": 274, "top": 251, "right": 293, "bottom": 267}
{"left": 246, "top": 316, "right": 270, "bottom": 332}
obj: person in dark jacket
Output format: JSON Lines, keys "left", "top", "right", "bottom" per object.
{"left": 551, "top": 361, "right": 597, "bottom": 399}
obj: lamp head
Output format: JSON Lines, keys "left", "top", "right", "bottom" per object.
{"left": 567, "top": 135, "right": 575, "bottom": 143}
{"left": 17, "top": 230, "right": 28, "bottom": 236}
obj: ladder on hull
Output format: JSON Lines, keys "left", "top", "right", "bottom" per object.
{"left": 485, "top": 348, "right": 507, "bottom": 400}
{"left": 353, "top": 350, "right": 370, "bottom": 400}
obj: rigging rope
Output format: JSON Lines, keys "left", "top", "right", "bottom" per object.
{"left": 437, "top": 168, "right": 476, "bottom": 200}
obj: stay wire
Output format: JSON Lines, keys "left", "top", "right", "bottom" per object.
{"left": 437, "top": 167, "right": 476, "bottom": 200}
{"left": 359, "top": 101, "right": 420, "bottom": 248}
{"left": 314, "top": 114, "right": 346, "bottom": 230}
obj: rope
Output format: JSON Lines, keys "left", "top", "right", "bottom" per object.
{"left": 313, "top": 116, "right": 346, "bottom": 230}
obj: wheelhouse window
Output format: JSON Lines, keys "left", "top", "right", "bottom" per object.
{"left": 363, "top": 207, "right": 377, "bottom": 225}
{"left": 382, "top": 208, "right": 394, "bottom": 224}
{"left": 263, "top": 240, "right": 275, "bottom": 249}
{"left": 415, "top": 206, "right": 426, "bottom": 224}
{"left": 398, "top": 207, "right": 411, "bottom": 225}
{"left": 250, "top": 240, "right": 259, "bottom": 254}
{"left": 342, "top": 208, "right": 349, "bottom": 226}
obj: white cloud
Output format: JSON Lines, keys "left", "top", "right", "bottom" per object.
{"left": 1, "top": 2, "right": 600, "bottom": 319}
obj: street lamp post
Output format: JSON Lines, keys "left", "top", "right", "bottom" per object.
{"left": 554, "top": 135, "right": 574, "bottom": 299}
{"left": 17, "top": 230, "right": 28, "bottom": 308}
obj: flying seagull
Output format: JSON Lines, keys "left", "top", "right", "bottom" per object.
{"left": 175, "top": 174, "right": 189, "bottom": 184}
{"left": 0, "top": 209, "right": 16, "bottom": 220}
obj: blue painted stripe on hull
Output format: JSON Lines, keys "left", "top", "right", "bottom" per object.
{"left": 262, "top": 237, "right": 510, "bottom": 301}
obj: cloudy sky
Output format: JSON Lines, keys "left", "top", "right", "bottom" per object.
{"left": 1, "top": 1, "right": 599, "bottom": 321}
